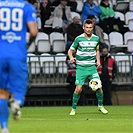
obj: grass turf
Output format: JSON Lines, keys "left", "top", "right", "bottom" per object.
{"left": 2, "top": 106, "right": 133, "bottom": 133}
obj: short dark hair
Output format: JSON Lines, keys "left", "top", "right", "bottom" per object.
{"left": 87, "top": 15, "right": 96, "bottom": 20}
{"left": 83, "top": 19, "right": 93, "bottom": 26}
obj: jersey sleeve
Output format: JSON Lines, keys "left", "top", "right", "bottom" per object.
{"left": 70, "top": 37, "right": 79, "bottom": 50}
{"left": 24, "top": 3, "right": 37, "bottom": 23}
{"left": 96, "top": 37, "right": 100, "bottom": 50}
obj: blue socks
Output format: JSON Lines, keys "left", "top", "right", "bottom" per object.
{"left": 0, "top": 99, "right": 9, "bottom": 129}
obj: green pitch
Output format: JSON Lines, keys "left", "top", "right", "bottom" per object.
{"left": 3, "top": 106, "right": 133, "bottom": 133}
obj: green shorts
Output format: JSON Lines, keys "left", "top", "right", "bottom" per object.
{"left": 75, "top": 65, "right": 100, "bottom": 86}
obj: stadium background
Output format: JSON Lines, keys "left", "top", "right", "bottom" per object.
{"left": 1, "top": 0, "right": 133, "bottom": 132}
{"left": 26, "top": 0, "right": 133, "bottom": 106}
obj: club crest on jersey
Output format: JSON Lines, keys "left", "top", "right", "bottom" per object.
{"left": 1, "top": 32, "right": 21, "bottom": 43}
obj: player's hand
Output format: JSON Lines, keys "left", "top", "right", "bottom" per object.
{"left": 70, "top": 57, "right": 76, "bottom": 64}
{"left": 96, "top": 61, "right": 101, "bottom": 68}
{"left": 109, "top": 78, "right": 112, "bottom": 81}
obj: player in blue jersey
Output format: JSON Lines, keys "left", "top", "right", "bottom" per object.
{"left": 0, "top": 0, "right": 38, "bottom": 133}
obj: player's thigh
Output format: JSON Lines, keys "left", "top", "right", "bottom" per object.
{"left": 89, "top": 66, "right": 100, "bottom": 80}
{"left": 0, "top": 89, "right": 9, "bottom": 99}
{"left": 8, "top": 60, "right": 28, "bottom": 95}
{"left": 75, "top": 67, "right": 89, "bottom": 85}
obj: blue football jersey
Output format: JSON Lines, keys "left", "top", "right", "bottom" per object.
{"left": 0, "top": 0, "right": 37, "bottom": 59}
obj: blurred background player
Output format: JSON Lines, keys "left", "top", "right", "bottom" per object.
{"left": 68, "top": 19, "right": 108, "bottom": 116}
{"left": 97, "top": 47, "right": 117, "bottom": 105}
{"left": 0, "top": 0, "right": 38, "bottom": 133}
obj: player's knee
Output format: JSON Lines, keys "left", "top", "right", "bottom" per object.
{"left": 0, "top": 89, "right": 9, "bottom": 99}
{"left": 97, "top": 88, "right": 103, "bottom": 93}
{"left": 75, "top": 86, "right": 82, "bottom": 94}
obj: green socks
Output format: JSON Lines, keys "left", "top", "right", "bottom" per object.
{"left": 72, "top": 92, "right": 80, "bottom": 110}
{"left": 72, "top": 92, "right": 103, "bottom": 109}
{"left": 96, "top": 92, "right": 103, "bottom": 106}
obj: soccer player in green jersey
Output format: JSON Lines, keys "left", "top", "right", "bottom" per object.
{"left": 68, "top": 19, "right": 108, "bottom": 115}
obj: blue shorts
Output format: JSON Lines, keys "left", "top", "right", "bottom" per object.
{"left": 0, "top": 59, "right": 28, "bottom": 104}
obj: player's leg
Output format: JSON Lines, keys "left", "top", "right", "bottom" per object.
{"left": 89, "top": 76, "right": 104, "bottom": 109}
{"left": 0, "top": 60, "right": 9, "bottom": 133}
{"left": 8, "top": 60, "right": 28, "bottom": 120}
{"left": 70, "top": 85, "right": 82, "bottom": 115}
{"left": 96, "top": 89, "right": 108, "bottom": 114}
{"left": 70, "top": 85, "right": 83, "bottom": 115}
{"left": 70, "top": 67, "right": 88, "bottom": 115}
{"left": 89, "top": 68, "right": 108, "bottom": 114}
{"left": 0, "top": 89, "right": 9, "bottom": 133}
{"left": 96, "top": 87, "right": 104, "bottom": 107}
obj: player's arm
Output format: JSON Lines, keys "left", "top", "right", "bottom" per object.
{"left": 68, "top": 37, "right": 79, "bottom": 63}
{"left": 27, "top": 22, "right": 38, "bottom": 48}
{"left": 68, "top": 48, "right": 76, "bottom": 63}
{"left": 96, "top": 44, "right": 101, "bottom": 68}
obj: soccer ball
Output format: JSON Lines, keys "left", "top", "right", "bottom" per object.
{"left": 89, "top": 78, "right": 102, "bottom": 91}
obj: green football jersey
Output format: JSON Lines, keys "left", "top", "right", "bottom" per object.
{"left": 70, "top": 33, "right": 100, "bottom": 66}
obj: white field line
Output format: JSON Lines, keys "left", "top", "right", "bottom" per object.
{"left": 21, "top": 118, "right": 132, "bottom": 121}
